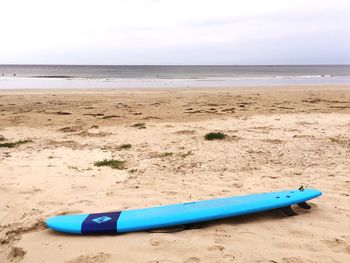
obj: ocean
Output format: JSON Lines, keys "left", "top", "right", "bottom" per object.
{"left": 0, "top": 65, "right": 349, "bottom": 89}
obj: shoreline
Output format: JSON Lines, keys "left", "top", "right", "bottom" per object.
{"left": 1, "top": 75, "right": 350, "bottom": 90}
{"left": 1, "top": 83, "right": 350, "bottom": 92}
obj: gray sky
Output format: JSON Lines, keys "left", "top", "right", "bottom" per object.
{"left": 0, "top": 0, "right": 349, "bottom": 65}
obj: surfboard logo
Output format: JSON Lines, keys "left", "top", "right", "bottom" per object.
{"left": 92, "top": 216, "right": 112, "bottom": 224}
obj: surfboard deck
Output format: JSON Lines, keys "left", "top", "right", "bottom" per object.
{"left": 46, "top": 188, "right": 321, "bottom": 234}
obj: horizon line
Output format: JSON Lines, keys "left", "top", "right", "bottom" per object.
{"left": 1, "top": 63, "right": 350, "bottom": 67}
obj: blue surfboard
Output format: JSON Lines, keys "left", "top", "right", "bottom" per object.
{"left": 46, "top": 188, "right": 321, "bottom": 234}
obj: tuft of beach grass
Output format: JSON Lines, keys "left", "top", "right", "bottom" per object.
{"left": 131, "top": 123, "right": 146, "bottom": 129}
{"left": 119, "top": 144, "right": 132, "bottom": 150}
{"left": 102, "top": 115, "right": 121, "bottom": 119}
{"left": 0, "top": 139, "right": 32, "bottom": 148}
{"left": 94, "top": 159, "right": 126, "bottom": 170}
{"left": 204, "top": 132, "right": 226, "bottom": 140}
{"left": 179, "top": 151, "right": 193, "bottom": 158}
{"left": 159, "top": 152, "right": 173, "bottom": 157}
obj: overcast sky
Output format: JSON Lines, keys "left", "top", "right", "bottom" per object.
{"left": 0, "top": 0, "right": 349, "bottom": 65}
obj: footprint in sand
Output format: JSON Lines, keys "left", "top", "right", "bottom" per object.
{"left": 149, "top": 238, "right": 163, "bottom": 247}
{"left": 281, "top": 256, "right": 307, "bottom": 263}
{"left": 207, "top": 245, "right": 225, "bottom": 252}
{"left": 321, "top": 237, "right": 350, "bottom": 254}
{"left": 66, "top": 252, "right": 110, "bottom": 263}
{"left": 233, "top": 183, "right": 243, "bottom": 188}
{"left": 223, "top": 254, "right": 236, "bottom": 261}
{"left": 7, "top": 246, "right": 26, "bottom": 262}
{"left": 184, "top": 256, "right": 201, "bottom": 263}
{"left": 146, "top": 260, "right": 177, "bottom": 263}
{"left": 161, "top": 191, "right": 178, "bottom": 196}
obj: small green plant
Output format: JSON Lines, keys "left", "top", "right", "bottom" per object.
{"left": 94, "top": 159, "right": 126, "bottom": 170}
{"left": 179, "top": 151, "right": 193, "bottom": 158}
{"left": 204, "top": 132, "right": 226, "bottom": 140}
{"left": 102, "top": 115, "right": 121, "bottom": 119}
{"left": 160, "top": 152, "right": 173, "bottom": 157}
{"left": 329, "top": 137, "right": 340, "bottom": 143}
{"left": 119, "top": 144, "right": 132, "bottom": 150}
{"left": 151, "top": 152, "right": 174, "bottom": 158}
{"left": 0, "top": 139, "right": 32, "bottom": 148}
{"left": 131, "top": 123, "right": 146, "bottom": 129}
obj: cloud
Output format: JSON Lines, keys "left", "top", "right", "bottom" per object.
{"left": 0, "top": 0, "right": 349, "bottom": 64}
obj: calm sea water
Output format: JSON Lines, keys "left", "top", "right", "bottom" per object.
{"left": 0, "top": 65, "right": 349, "bottom": 89}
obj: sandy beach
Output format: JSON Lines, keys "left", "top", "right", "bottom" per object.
{"left": 1, "top": 85, "right": 350, "bottom": 262}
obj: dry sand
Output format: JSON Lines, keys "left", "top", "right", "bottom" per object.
{"left": 0, "top": 85, "right": 350, "bottom": 262}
